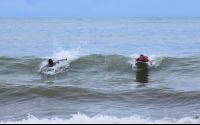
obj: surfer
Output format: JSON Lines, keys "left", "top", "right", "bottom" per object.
{"left": 39, "top": 58, "right": 67, "bottom": 72}
{"left": 136, "top": 54, "right": 152, "bottom": 65}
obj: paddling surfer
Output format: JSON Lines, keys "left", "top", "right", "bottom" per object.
{"left": 136, "top": 54, "right": 152, "bottom": 65}
{"left": 39, "top": 58, "right": 67, "bottom": 72}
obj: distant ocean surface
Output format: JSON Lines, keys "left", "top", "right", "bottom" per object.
{"left": 0, "top": 17, "right": 200, "bottom": 124}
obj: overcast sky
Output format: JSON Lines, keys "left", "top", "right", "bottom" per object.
{"left": 0, "top": 0, "right": 200, "bottom": 17}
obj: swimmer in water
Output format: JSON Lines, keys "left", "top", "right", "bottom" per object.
{"left": 39, "top": 58, "right": 67, "bottom": 72}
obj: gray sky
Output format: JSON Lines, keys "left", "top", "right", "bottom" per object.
{"left": 0, "top": 0, "right": 200, "bottom": 17}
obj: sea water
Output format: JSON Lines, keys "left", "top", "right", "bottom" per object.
{"left": 0, "top": 17, "right": 200, "bottom": 124}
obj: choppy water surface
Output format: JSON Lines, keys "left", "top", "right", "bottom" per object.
{"left": 0, "top": 17, "right": 200, "bottom": 124}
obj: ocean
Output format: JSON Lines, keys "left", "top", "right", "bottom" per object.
{"left": 0, "top": 17, "right": 200, "bottom": 124}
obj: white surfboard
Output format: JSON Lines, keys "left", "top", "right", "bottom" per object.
{"left": 135, "top": 61, "right": 148, "bottom": 66}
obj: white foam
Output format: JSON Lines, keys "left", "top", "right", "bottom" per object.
{"left": 129, "top": 54, "right": 140, "bottom": 69}
{"left": 148, "top": 54, "right": 165, "bottom": 68}
{"left": 1, "top": 114, "right": 200, "bottom": 124}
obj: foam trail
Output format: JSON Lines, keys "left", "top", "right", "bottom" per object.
{"left": 1, "top": 114, "right": 200, "bottom": 124}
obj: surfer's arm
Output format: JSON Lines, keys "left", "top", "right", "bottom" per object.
{"left": 53, "top": 58, "right": 67, "bottom": 64}
{"left": 144, "top": 57, "right": 152, "bottom": 65}
{"left": 148, "top": 60, "right": 152, "bottom": 65}
{"left": 39, "top": 64, "right": 48, "bottom": 72}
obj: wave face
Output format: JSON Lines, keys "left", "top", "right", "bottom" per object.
{"left": 0, "top": 53, "right": 193, "bottom": 86}
{"left": 0, "top": 53, "right": 199, "bottom": 83}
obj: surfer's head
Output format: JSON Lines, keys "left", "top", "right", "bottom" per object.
{"left": 139, "top": 54, "right": 144, "bottom": 60}
{"left": 48, "top": 59, "right": 53, "bottom": 65}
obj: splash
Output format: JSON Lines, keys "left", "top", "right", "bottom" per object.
{"left": 39, "top": 40, "right": 89, "bottom": 75}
